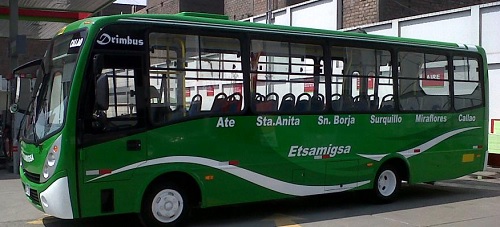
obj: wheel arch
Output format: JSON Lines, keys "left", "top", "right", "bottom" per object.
{"left": 379, "top": 157, "right": 410, "bottom": 183}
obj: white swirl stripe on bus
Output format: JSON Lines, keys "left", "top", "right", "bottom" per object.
{"left": 358, "top": 127, "right": 480, "bottom": 161}
{"left": 88, "top": 156, "right": 370, "bottom": 196}
{"left": 357, "top": 154, "right": 388, "bottom": 161}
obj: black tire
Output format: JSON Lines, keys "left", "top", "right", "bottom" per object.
{"left": 140, "top": 182, "right": 190, "bottom": 227}
{"left": 372, "top": 165, "right": 401, "bottom": 203}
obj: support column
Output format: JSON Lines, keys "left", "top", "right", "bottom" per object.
{"left": 9, "top": 0, "right": 19, "bottom": 174}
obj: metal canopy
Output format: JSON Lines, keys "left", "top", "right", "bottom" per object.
{"left": 0, "top": 0, "right": 116, "bottom": 39}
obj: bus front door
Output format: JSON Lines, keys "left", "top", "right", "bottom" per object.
{"left": 78, "top": 55, "right": 148, "bottom": 217}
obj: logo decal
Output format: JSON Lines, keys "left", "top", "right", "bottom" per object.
{"left": 96, "top": 33, "right": 144, "bottom": 46}
{"left": 22, "top": 153, "right": 34, "bottom": 163}
{"left": 96, "top": 33, "right": 111, "bottom": 45}
{"left": 288, "top": 144, "right": 351, "bottom": 158}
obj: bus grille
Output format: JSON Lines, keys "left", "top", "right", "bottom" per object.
{"left": 24, "top": 169, "right": 41, "bottom": 183}
{"left": 29, "top": 189, "right": 41, "bottom": 206}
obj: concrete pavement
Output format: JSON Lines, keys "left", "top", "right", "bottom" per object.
{"left": 464, "top": 167, "right": 500, "bottom": 185}
{"left": 0, "top": 169, "right": 46, "bottom": 226}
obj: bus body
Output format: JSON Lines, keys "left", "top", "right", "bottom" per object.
{"left": 18, "top": 12, "right": 488, "bottom": 226}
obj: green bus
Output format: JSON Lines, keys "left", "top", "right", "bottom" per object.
{"left": 16, "top": 12, "right": 488, "bottom": 226}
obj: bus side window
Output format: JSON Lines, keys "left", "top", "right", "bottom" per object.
{"left": 398, "top": 52, "right": 450, "bottom": 112}
{"left": 453, "top": 56, "right": 482, "bottom": 110}
{"left": 251, "top": 40, "right": 325, "bottom": 114}
{"left": 149, "top": 32, "right": 243, "bottom": 124}
{"left": 331, "top": 47, "right": 393, "bottom": 113}
{"left": 92, "top": 67, "right": 139, "bottom": 132}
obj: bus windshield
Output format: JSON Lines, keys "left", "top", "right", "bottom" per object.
{"left": 23, "top": 30, "right": 87, "bottom": 142}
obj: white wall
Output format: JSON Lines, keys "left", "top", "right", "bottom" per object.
{"left": 247, "top": 0, "right": 341, "bottom": 30}
{"left": 490, "top": 67, "right": 500, "bottom": 119}
{"left": 481, "top": 4, "right": 500, "bottom": 66}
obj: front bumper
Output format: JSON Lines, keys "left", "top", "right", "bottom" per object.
{"left": 39, "top": 177, "right": 74, "bottom": 219}
{"left": 22, "top": 173, "right": 74, "bottom": 219}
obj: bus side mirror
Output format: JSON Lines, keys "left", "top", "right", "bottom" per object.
{"left": 9, "top": 103, "right": 19, "bottom": 113}
{"left": 96, "top": 75, "right": 109, "bottom": 110}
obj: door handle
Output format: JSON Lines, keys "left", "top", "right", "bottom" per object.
{"left": 127, "top": 140, "right": 141, "bottom": 151}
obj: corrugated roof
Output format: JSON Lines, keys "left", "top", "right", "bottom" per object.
{"left": 0, "top": 20, "right": 67, "bottom": 39}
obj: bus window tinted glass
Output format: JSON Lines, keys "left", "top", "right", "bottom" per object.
{"left": 331, "top": 47, "right": 392, "bottom": 112}
{"left": 149, "top": 33, "right": 243, "bottom": 125}
{"left": 454, "top": 56, "right": 482, "bottom": 110}
{"left": 250, "top": 40, "right": 325, "bottom": 113}
{"left": 398, "top": 52, "right": 450, "bottom": 111}
{"left": 96, "top": 68, "right": 138, "bottom": 131}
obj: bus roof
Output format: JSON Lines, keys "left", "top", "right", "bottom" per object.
{"left": 60, "top": 12, "right": 478, "bottom": 52}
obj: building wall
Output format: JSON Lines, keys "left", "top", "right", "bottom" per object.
{"left": 93, "top": 3, "right": 145, "bottom": 16}
{"left": 253, "top": 0, "right": 270, "bottom": 15}
{"left": 225, "top": 0, "right": 255, "bottom": 20}
{"left": 225, "top": 0, "right": 306, "bottom": 21}
{"left": 180, "top": 0, "right": 224, "bottom": 14}
{"left": 145, "top": 0, "right": 224, "bottom": 14}
{"left": 379, "top": 0, "right": 499, "bottom": 22}
{"left": 343, "top": 0, "right": 379, "bottom": 28}
{"left": 145, "top": 0, "right": 180, "bottom": 14}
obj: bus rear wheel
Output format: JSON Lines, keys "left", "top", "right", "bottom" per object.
{"left": 141, "top": 182, "right": 190, "bottom": 227}
{"left": 373, "top": 165, "right": 400, "bottom": 203}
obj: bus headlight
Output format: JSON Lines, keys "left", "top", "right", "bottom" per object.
{"left": 41, "top": 135, "right": 62, "bottom": 183}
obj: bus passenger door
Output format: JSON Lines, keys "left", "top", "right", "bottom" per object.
{"left": 77, "top": 54, "right": 148, "bottom": 217}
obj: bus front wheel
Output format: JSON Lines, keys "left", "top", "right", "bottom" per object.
{"left": 373, "top": 165, "right": 400, "bottom": 203}
{"left": 141, "top": 182, "right": 190, "bottom": 227}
